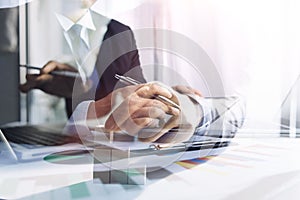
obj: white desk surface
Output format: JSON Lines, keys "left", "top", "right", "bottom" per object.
{"left": 1, "top": 135, "right": 300, "bottom": 200}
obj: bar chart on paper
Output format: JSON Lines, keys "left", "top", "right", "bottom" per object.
{"left": 6, "top": 138, "right": 300, "bottom": 200}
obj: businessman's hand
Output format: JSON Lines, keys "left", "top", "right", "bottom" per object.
{"left": 88, "top": 82, "right": 201, "bottom": 144}
{"left": 172, "top": 85, "right": 202, "bottom": 97}
{"left": 137, "top": 85, "right": 203, "bottom": 144}
{"left": 19, "top": 61, "right": 79, "bottom": 98}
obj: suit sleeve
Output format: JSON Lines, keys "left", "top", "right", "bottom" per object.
{"left": 94, "top": 20, "right": 146, "bottom": 100}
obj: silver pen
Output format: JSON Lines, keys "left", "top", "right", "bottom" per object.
{"left": 115, "top": 74, "right": 180, "bottom": 110}
{"left": 20, "top": 65, "right": 79, "bottom": 78}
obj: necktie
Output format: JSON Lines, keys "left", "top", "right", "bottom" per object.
{"left": 68, "top": 24, "right": 97, "bottom": 82}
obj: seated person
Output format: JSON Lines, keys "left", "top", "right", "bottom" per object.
{"left": 20, "top": 0, "right": 242, "bottom": 145}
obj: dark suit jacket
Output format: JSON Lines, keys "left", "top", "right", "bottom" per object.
{"left": 67, "top": 19, "right": 146, "bottom": 116}
{"left": 95, "top": 19, "right": 146, "bottom": 100}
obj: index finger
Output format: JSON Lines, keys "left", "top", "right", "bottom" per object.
{"left": 136, "top": 83, "right": 173, "bottom": 99}
{"left": 41, "top": 61, "right": 77, "bottom": 74}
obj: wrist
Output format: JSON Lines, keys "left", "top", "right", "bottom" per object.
{"left": 174, "top": 91, "right": 203, "bottom": 127}
{"left": 87, "top": 94, "right": 112, "bottom": 119}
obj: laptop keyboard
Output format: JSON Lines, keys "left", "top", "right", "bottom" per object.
{"left": 2, "top": 125, "right": 78, "bottom": 147}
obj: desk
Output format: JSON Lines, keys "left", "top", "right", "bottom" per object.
{"left": 1, "top": 136, "right": 300, "bottom": 199}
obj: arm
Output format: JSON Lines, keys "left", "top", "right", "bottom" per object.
{"left": 19, "top": 60, "right": 78, "bottom": 98}
{"left": 66, "top": 82, "right": 245, "bottom": 146}
{"left": 19, "top": 60, "right": 88, "bottom": 117}
{"left": 89, "top": 82, "right": 202, "bottom": 144}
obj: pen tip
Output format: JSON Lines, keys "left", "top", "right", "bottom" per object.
{"left": 115, "top": 74, "right": 121, "bottom": 79}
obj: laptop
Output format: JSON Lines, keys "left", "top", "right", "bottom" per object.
{"left": 0, "top": 96, "right": 243, "bottom": 162}
{"left": 0, "top": 123, "right": 82, "bottom": 161}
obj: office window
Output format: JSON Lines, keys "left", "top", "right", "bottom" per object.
{"left": 20, "top": 0, "right": 69, "bottom": 124}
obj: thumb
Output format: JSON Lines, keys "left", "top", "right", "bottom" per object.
{"left": 19, "top": 74, "right": 39, "bottom": 93}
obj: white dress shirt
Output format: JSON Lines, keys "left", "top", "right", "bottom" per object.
{"left": 56, "top": 4, "right": 111, "bottom": 83}
{"left": 56, "top": 4, "right": 111, "bottom": 135}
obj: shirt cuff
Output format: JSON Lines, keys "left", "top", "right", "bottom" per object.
{"left": 185, "top": 94, "right": 213, "bottom": 136}
{"left": 63, "top": 100, "right": 94, "bottom": 137}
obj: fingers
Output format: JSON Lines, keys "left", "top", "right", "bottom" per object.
{"left": 138, "top": 115, "right": 180, "bottom": 143}
{"left": 136, "top": 83, "right": 173, "bottom": 99}
{"left": 138, "top": 116, "right": 194, "bottom": 144}
{"left": 136, "top": 83, "right": 180, "bottom": 115}
{"left": 118, "top": 117, "right": 160, "bottom": 136}
{"left": 105, "top": 95, "right": 178, "bottom": 131}
{"left": 114, "top": 114, "right": 193, "bottom": 143}
{"left": 19, "top": 61, "right": 78, "bottom": 97}
{"left": 19, "top": 74, "right": 52, "bottom": 93}
{"left": 131, "top": 107, "right": 166, "bottom": 120}
{"left": 19, "top": 74, "right": 38, "bottom": 93}
{"left": 111, "top": 85, "right": 141, "bottom": 100}
{"left": 173, "top": 85, "right": 202, "bottom": 97}
{"left": 124, "top": 106, "right": 167, "bottom": 136}
{"left": 145, "top": 99, "right": 179, "bottom": 116}
{"left": 104, "top": 96, "right": 157, "bottom": 131}
{"left": 41, "top": 61, "right": 77, "bottom": 74}
{"left": 104, "top": 83, "right": 181, "bottom": 138}
{"left": 135, "top": 83, "right": 180, "bottom": 113}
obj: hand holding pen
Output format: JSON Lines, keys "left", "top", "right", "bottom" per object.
{"left": 115, "top": 74, "right": 180, "bottom": 110}
{"left": 99, "top": 74, "right": 200, "bottom": 144}
{"left": 95, "top": 74, "right": 185, "bottom": 143}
